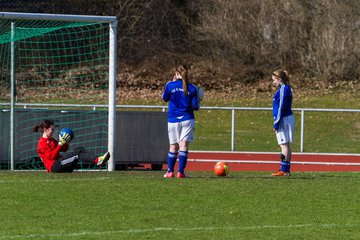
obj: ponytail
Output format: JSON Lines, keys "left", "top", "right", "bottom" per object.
{"left": 33, "top": 125, "right": 41, "bottom": 133}
{"left": 176, "top": 65, "right": 189, "bottom": 96}
{"left": 33, "top": 120, "right": 54, "bottom": 133}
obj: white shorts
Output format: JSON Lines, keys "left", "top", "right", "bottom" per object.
{"left": 168, "top": 119, "right": 195, "bottom": 144}
{"left": 275, "top": 115, "right": 295, "bottom": 145}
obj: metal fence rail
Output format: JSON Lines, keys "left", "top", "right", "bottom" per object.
{"left": 121, "top": 105, "right": 360, "bottom": 153}
{"left": 2, "top": 103, "right": 360, "bottom": 153}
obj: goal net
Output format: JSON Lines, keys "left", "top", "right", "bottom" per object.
{"left": 0, "top": 12, "right": 117, "bottom": 171}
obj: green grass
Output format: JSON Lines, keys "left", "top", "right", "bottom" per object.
{"left": 1, "top": 171, "right": 360, "bottom": 240}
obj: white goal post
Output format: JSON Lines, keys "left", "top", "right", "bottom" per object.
{"left": 0, "top": 12, "right": 118, "bottom": 171}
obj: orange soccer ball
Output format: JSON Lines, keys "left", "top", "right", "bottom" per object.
{"left": 214, "top": 162, "right": 230, "bottom": 176}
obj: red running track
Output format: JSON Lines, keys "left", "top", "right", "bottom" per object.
{"left": 186, "top": 152, "right": 360, "bottom": 172}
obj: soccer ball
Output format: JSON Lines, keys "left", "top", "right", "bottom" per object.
{"left": 197, "top": 87, "right": 204, "bottom": 102}
{"left": 214, "top": 162, "right": 229, "bottom": 176}
{"left": 59, "top": 128, "right": 75, "bottom": 142}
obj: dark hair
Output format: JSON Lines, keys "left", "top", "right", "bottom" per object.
{"left": 33, "top": 120, "right": 54, "bottom": 133}
{"left": 176, "top": 65, "right": 189, "bottom": 96}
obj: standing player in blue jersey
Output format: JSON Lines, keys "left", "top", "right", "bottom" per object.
{"left": 162, "top": 65, "right": 200, "bottom": 178}
{"left": 271, "top": 70, "right": 295, "bottom": 176}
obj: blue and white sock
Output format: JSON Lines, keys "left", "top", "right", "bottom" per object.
{"left": 280, "top": 161, "right": 291, "bottom": 172}
{"left": 167, "top": 152, "right": 177, "bottom": 172}
{"left": 178, "top": 151, "right": 188, "bottom": 174}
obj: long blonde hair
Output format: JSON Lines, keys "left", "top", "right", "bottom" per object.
{"left": 272, "top": 70, "right": 290, "bottom": 85}
{"left": 176, "top": 65, "right": 189, "bottom": 96}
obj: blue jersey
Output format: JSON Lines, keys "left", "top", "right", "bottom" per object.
{"left": 162, "top": 79, "right": 199, "bottom": 123}
{"left": 273, "top": 84, "right": 293, "bottom": 130}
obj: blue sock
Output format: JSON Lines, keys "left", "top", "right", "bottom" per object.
{"left": 167, "top": 152, "right": 177, "bottom": 172}
{"left": 178, "top": 151, "right": 188, "bottom": 174}
{"left": 280, "top": 161, "right": 291, "bottom": 172}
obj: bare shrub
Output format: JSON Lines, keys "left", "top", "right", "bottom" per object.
{"left": 301, "top": 0, "right": 360, "bottom": 80}
{"left": 2, "top": 0, "right": 359, "bottom": 82}
{"left": 114, "top": 0, "right": 189, "bottom": 64}
{"left": 192, "top": 0, "right": 360, "bottom": 81}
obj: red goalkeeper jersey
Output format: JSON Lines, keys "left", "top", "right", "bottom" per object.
{"left": 37, "top": 137, "right": 68, "bottom": 172}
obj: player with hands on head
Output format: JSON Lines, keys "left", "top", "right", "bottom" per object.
{"left": 162, "top": 65, "right": 200, "bottom": 178}
{"left": 33, "top": 120, "right": 110, "bottom": 173}
{"left": 271, "top": 70, "right": 295, "bottom": 176}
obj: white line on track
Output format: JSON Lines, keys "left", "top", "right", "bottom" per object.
{"left": 1, "top": 223, "right": 358, "bottom": 239}
{"left": 188, "top": 159, "right": 360, "bottom": 166}
{"left": 191, "top": 150, "right": 360, "bottom": 156}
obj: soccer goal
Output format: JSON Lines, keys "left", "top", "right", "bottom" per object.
{"left": 0, "top": 12, "right": 117, "bottom": 171}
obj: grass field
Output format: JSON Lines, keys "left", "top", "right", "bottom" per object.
{"left": 1, "top": 171, "right": 359, "bottom": 240}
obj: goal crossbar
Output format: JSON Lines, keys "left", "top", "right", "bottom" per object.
{"left": 0, "top": 12, "right": 116, "bottom": 23}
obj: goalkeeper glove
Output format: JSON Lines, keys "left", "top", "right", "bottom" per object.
{"left": 59, "top": 133, "right": 71, "bottom": 146}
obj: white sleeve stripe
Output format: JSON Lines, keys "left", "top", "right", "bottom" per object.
{"left": 274, "top": 86, "right": 284, "bottom": 125}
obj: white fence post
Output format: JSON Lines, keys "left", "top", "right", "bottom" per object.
{"left": 300, "top": 110, "right": 305, "bottom": 152}
{"left": 231, "top": 109, "right": 235, "bottom": 151}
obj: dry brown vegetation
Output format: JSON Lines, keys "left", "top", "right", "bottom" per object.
{"left": 2, "top": 0, "right": 360, "bottom": 101}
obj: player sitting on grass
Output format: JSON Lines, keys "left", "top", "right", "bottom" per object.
{"left": 33, "top": 119, "right": 110, "bottom": 173}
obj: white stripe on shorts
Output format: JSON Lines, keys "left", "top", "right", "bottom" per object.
{"left": 61, "top": 155, "right": 79, "bottom": 165}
